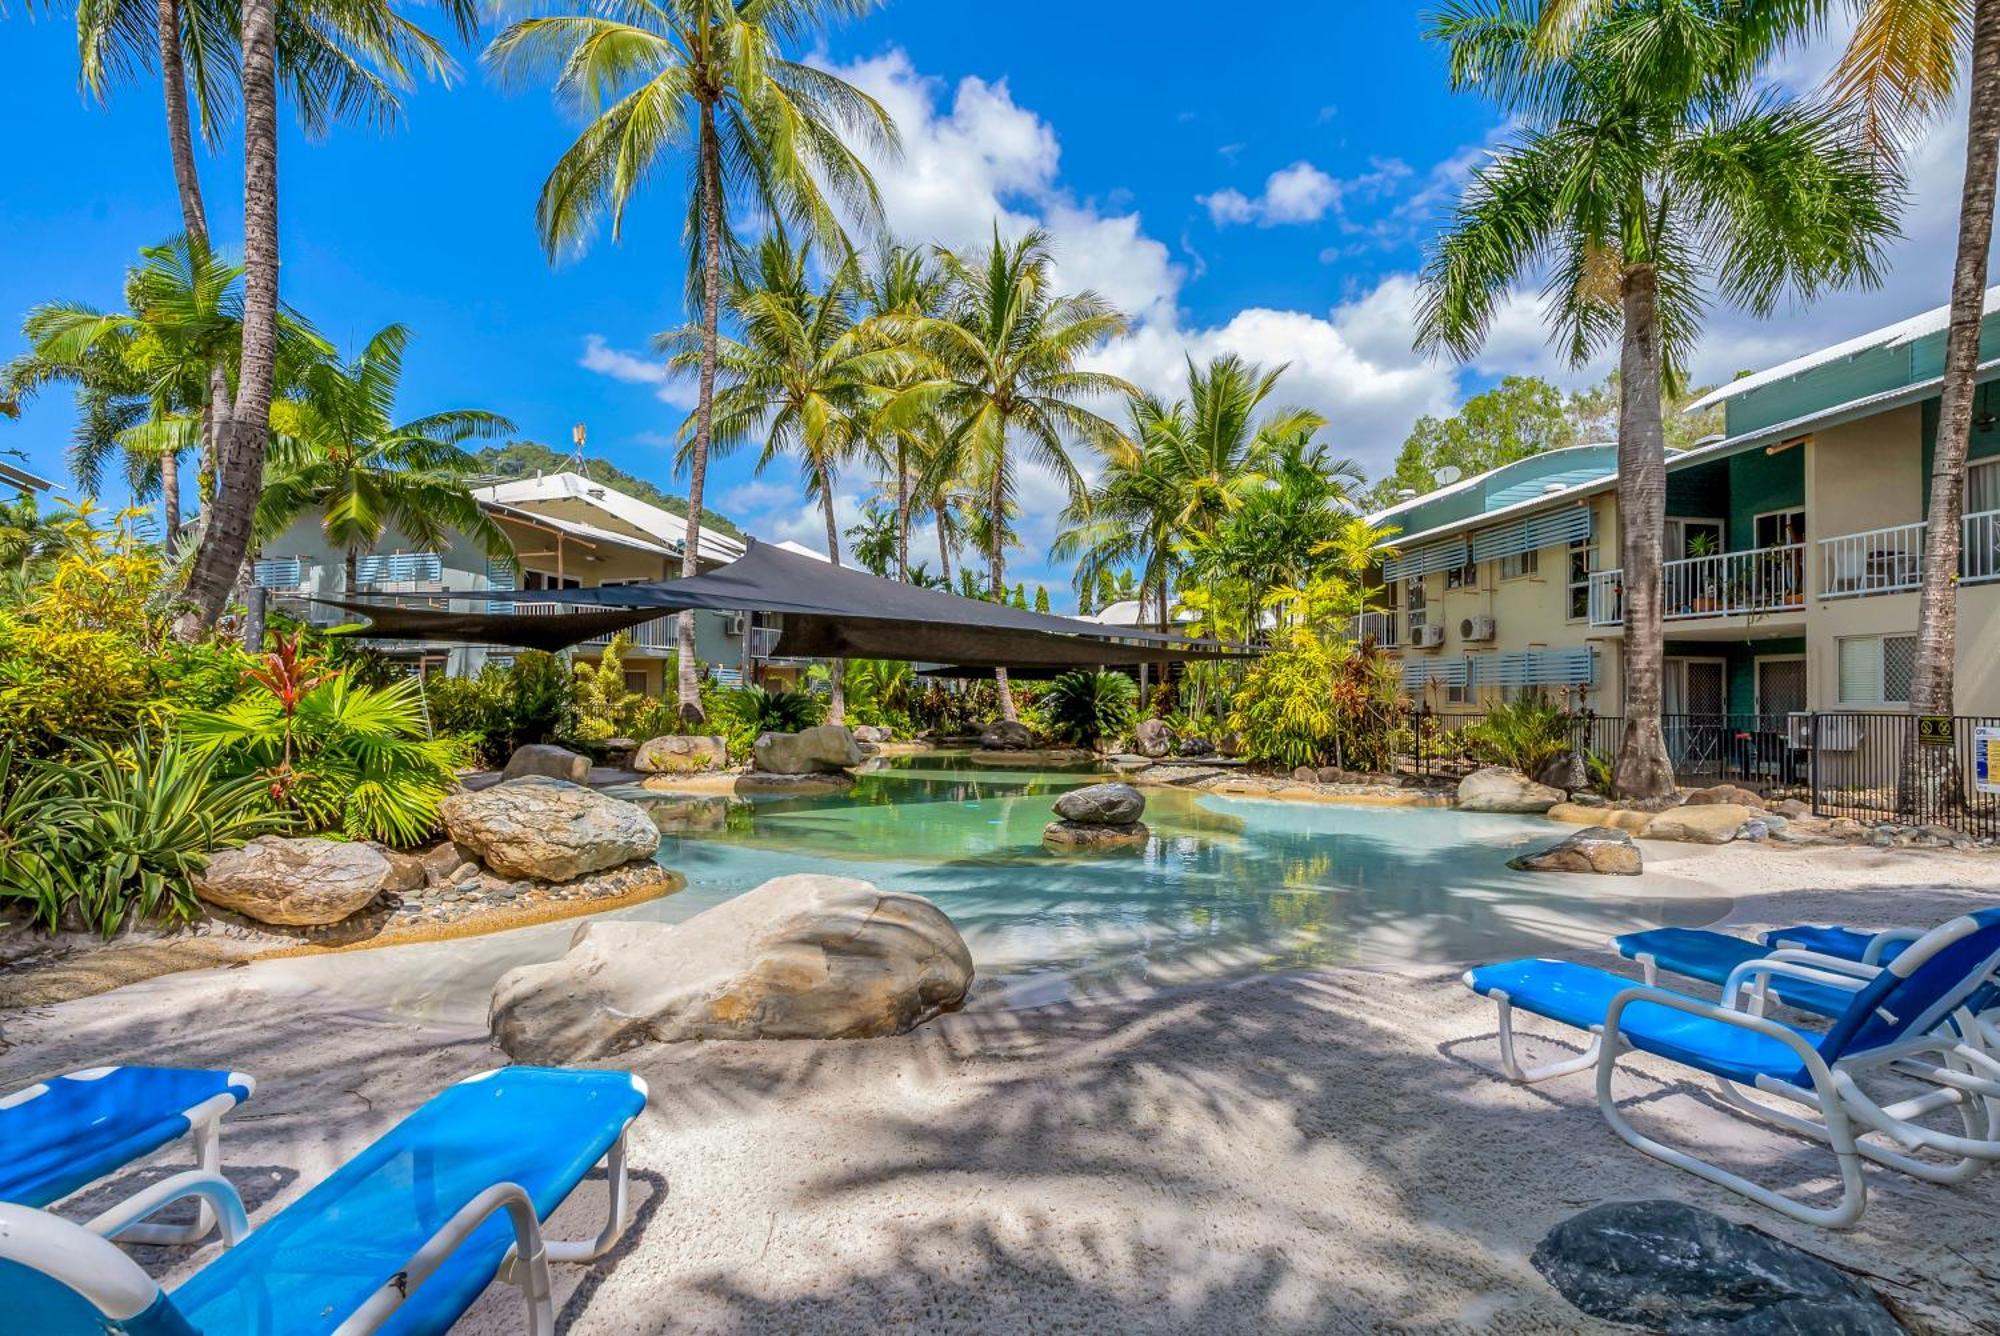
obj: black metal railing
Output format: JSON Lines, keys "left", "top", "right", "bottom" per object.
{"left": 1808, "top": 712, "right": 2000, "bottom": 838}
{"left": 1410, "top": 708, "right": 1809, "bottom": 796}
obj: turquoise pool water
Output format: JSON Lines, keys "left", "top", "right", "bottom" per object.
{"left": 612, "top": 753, "right": 1730, "bottom": 1006}
{"left": 260, "top": 753, "right": 1729, "bottom": 1019}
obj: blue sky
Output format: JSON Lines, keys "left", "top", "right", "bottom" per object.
{"left": 1, "top": 3, "right": 1981, "bottom": 607}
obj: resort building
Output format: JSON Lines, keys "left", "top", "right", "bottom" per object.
{"left": 255, "top": 469, "right": 775, "bottom": 692}
{"left": 1366, "top": 290, "right": 2000, "bottom": 747}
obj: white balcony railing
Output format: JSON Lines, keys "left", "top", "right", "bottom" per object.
{"left": 1588, "top": 543, "right": 1807, "bottom": 627}
{"left": 1818, "top": 508, "right": 2000, "bottom": 599}
{"left": 1345, "top": 610, "right": 1395, "bottom": 646}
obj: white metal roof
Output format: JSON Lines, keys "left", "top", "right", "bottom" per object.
{"left": 483, "top": 501, "right": 680, "bottom": 559}
{"left": 1684, "top": 285, "right": 2000, "bottom": 413}
{"left": 0, "top": 459, "right": 55, "bottom": 494}
{"left": 473, "top": 470, "right": 747, "bottom": 565}
{"left": 772, "top": 539, "right": 832, "bottom": 562}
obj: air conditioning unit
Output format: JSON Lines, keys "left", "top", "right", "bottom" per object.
{"left": 726, "top": 613, "right": 749, "bottom": 637}
{"left": 1412, "top": 624, "right": 1446, "bottom": 649}
{"left": 1460, "top": 615, "right": 1497, "bottom": 643}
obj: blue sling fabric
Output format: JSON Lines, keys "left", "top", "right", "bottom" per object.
{"left": 0, "top": 1068, "right": 252, "bottom": 1208}
{"left": 168, "top": 1066, "right": 645, "bottom": 1336}
{"left": 1612, "top": 927, "right": 1862, "bottom": 1017}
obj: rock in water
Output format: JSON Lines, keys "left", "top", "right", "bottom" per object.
{"left": 1042, "top": 820, "right": 1149, "bottom": 852}
{"left": 752, "top": 724, "right": 865, "bottom": 774}
{"left": 1507, "top": 826, "right": 1642, "bottom": 875}
{"left": 1643, "top": 803, "right": 1756, "bottom": 845}
{"left": 633, "top": 734, "right": 728, "bottom": 773}
{"left": 196, "top": 837, "right": 391, "bottom": 925}
{"left": 1133, "top": 718, "right": 1171, "bottom": 758}
{"left": 1051, "top": 782, "right": 1146, "bottom": 825}
{"left": 489, "top": 874, "right": 973, "bottom": 1058}
{"left": 500, "top": 743, "right": 590, "bottom": 783}
{"left": 1456, "top": 766, "right": 1564, "bottom": 813}
{"left": 978, "top": 719, "right": 1034, "bottom": 751}
{"left": 440, "top": 777, "right": 660, "bottom": 882}
{"left": 1532, "top": 1200, "right": 1901, "bottom": 1334}
{"left": 851, "top": 724, "right": 893, "bottom": 744}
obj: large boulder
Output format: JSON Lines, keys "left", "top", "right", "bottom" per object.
{"left": 196, "top": 837, "right": 391, "bottom": 926}
{"left": 1052, "top": 782, "right": 1146, "bottom": 825}
{"left": 1134, "top": 718, "right": 1172, "bottom": 759}
{"left": 1643, "top": 803, "right": 1756, "bottom": 846}
{"left": 367, "top": 844, "right": 427, "bottom": 894}
{"left": 1546, "top": 802, "right": 1653, "bottom": 834}
{"left": 1685, "top": 783, "right": 1763, "bottom": 808}
{"left": 500, "top": 743, "right": 590, "bottom": 783}
{"left": 633, "top": 734, "right": 728, "bottom": 774}
{"left": 1042, "top": 820, "right": 1149, "bottom": 852}
{"left": 489, "top": 875, "right": 972, "bottom": 1058}
{"left": 978, "top": 719, "right": 1034, "bottom": 751}
{"left": 1507, "top": 826, "right": 1642, "bottom": 876}
{"left": 1532, "top": 1200, "right": 1900, "bottom": 1334}
{"left": 753, "top": 725, "right": 864, "bottom": 775}
{"left": 1534, "top": 750, "right": 1589, "bottom": 793}
{"left": 439, "top": 777, "right": 660, "bottom": 882}
{"left": 851, "top": 724, "right": 893, "bottom": 744}
{"left": 1456, "top": 766, "right": 1564, "bottom": 814}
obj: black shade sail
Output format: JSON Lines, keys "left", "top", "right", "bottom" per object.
{"left": 317, "top": 539, "right": 1254, "bottom": 669}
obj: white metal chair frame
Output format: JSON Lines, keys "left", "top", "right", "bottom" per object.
{"left": 1481, "top": 945, "right": 2000, "bottom": 1228}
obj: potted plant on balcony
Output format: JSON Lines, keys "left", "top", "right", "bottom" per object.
{"left": 1685, "top": 531, "right": 1721, "bottom": 612}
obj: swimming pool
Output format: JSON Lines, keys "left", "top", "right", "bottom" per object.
{"left": 264, "top": 753, "right": 1729, "bottom": 1019}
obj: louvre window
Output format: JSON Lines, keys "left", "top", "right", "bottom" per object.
{"left": 1837, "top": 634, "right": 1916, "bottom": 706}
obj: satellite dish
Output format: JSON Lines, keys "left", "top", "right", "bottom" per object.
{"left": 1435, "top": 465, "right": 1463, "bottom": 485}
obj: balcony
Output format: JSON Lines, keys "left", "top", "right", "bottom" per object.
{"left": 1345, "top": 611, "right": 1396, "bottom": 645}
{"left": 1818, "top": 509, "right": 2000, "bottom": 599}
{"left": 1588, "top": 542, "right": 1807, "bottom": 627}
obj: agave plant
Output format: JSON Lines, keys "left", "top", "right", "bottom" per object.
{"left": 0, "top": 735, "right": 287, "bottom": 937}
{"left": 1040, "top": 670, "right": 1137, "bottom": 750}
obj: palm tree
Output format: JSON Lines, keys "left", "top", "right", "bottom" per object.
{"left": 1053, "top": 393, "right": 1184, "bottom": 637}
{"left": 175, "top": 0, "right": 484, "bottom": 634}
{"left": 661, "top": 233, "right": 913, "bottom": 724}
{"left": 1416, "top": 0, "right": 1901, "bottom": 798}
{"left": 887, "top": 226, "right": 1135, "bottom": 719}
{"left": 1537, "top": 0, "right": 1999, "bottom": 731}
{"left": 857, "top": 242, "right": 946, "bottom": 579}
{"left": 0, "top": 236, "right": 320, "bottom": 549}
{"left": 254, "top": 323, "right": 516, "bottom": 589}
{"left": 485, "top": 0, "right": 897, "bottom": 721}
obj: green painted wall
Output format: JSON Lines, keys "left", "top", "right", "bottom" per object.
{"left": 1919, "top": 387, "right": 2000, "bottom": 510}
{"left": 1726, "top": 447, "right": 1805, "bottom": 547}
{"left": 1723, "top": 310, "right": 2000, "bottom": 438}
{"left": 1666, "top": 460, "right": 1727, "bottom": 524}
{"left": 1662, "top": 637, "right": 1806, "bottom": 716}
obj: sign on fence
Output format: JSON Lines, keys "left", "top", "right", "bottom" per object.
{"left": 1977, "top": 726, "right": 2000, "bottom": 796}
{"left": 1917, "top": 715, "right": 1955, "bottom": 748}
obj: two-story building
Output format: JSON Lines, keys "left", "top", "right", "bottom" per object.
{"left": 255, "top": 469, "right": 778, "bottom": 693}
{"left": 1365, "top": 289, "right": 2000, "bottom": 767}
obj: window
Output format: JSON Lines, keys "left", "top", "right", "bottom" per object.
{"left": 1500, "top": 548, "right": 1539, "bottom": 581}
{"left": 1567, "top": 539, "right": 1593, "bottom": 620}
{"left": 1404, "top": 577, "right": 1427, "bottom": 636}
{"left": 1446, "top": 560, "right": 1479, "bottom": 590}
{"left": 1971, "top": 457, "right": 2000, "bottom": 514}
{"left": 523, "top": 570, "right": 581, "bottom": 591}
{"left": 1838, "top": 634, "right": 1917, "bottom": 706}
{"left": 622, "top": 670, "right": 649, "bottom": 695}
{"left": 1754, "top": 508, "right": 1806, "bottom": 549}
{"left": 1665, "top": 518, "right": 1725, "bottom": 559}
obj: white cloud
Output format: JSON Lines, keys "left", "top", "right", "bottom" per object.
{"left": 578, "top": 334, "right": 697, "bottom": 410}
{"left": 1201, "top": 158, "right": 1412, "bottom": 230}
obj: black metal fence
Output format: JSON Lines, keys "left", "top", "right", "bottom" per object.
{"left": 1409, "top": 706, "right": 2000, "bottom": 836}
{"left": 1807, "top": 712, "right": 2000, "bottom": 838}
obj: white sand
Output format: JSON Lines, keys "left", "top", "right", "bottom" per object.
{"left": 5, "top": 839, "right": 2000, "bottom": 1332}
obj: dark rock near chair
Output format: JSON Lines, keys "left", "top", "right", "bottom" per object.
{"left": 1507, "top": 826, "right": 1641, "bottom": 876}
{"left": 1533, "top": 1200, "right": 1901, "bottom": 1335}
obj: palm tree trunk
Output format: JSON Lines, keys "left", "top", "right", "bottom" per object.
{"left": 989, "top": 463, "right": 1016, "bottom": 721}
{"left": 1610, "top": 263, "right": 1675, "bottom": 799}
{"left": 345, "top": 545, "right": 359, "bottom": 594}
{"left": 178, "top": 0, "right": 277, "bottom": 634}
{"left": 1911, "top": 0, "right": 2000, "bottom": 721}
{"left": 895, "top": 436, "right": 910, "bottom": 582}
{"left": 156, "top": 0, "right": 208, "bottom": 244}
{"left": 822, "top": 488, "right": 846, "bottom": 726}
{"left": 159, "top": 450, "right": 180, "bottom": 554}
{"left": 675, "top": 97, "right": 724, "bottom": 724}
{"left": 935, "top": 505, "right": 951, "bottom": 584}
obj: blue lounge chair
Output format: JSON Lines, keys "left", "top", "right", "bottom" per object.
{"left": 1, "top": 1065, "right": 648, "bottom": 1335}
{"left": 2, "top": 1066, "right": 254, "bottom": 1245}
{"left": 1464, "top": 909, "right": 2000, "bottom": 1227}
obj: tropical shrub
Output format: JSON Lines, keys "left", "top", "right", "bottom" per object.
{"left": 571, "top": 635, "right": 646, "bottom": 744}
{"left": 1040, "top": 670, "right": 1137, "bottom": 749}
{"left": 500, "top": 651, "right": 580, "bottom": 750}
{"left": 0, "top": 735, "right": 287, "bottom": 937}
{"left": 1228, "top": 628, "right": 1400, "bottom": 771}
{"left": 909, "top": 682, "right": 984, "bottom": 736}
{"left": 1465, "top": 694, "right": 1575, "bottom": 777}
{"left": 707, "top": 686, "right": 824, "bottom": 759}
{"left": 843, "top": 658, "right": 914, "bottom": 732}
{"left": 185, "top": 635, "right": 467, "bottom": 846}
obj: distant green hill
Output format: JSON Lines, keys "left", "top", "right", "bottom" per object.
{"left": 473, "top": 440, "right": 746, "bottom": 541}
